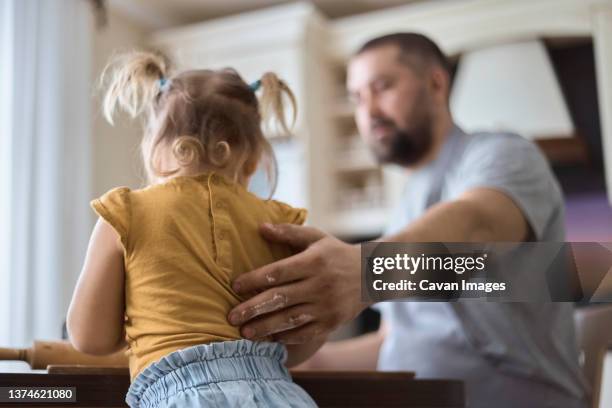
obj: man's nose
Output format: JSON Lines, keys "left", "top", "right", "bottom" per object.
{"left": 363, "top": 94, "right": 383, "bottom": 118}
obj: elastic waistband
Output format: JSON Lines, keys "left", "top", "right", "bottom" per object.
{"left": 127, "top": 340, "right": 290, "bottom": 407}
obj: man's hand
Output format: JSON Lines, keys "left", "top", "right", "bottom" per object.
{"left": 228, "top": 223, "right": 366, "bottom": 344}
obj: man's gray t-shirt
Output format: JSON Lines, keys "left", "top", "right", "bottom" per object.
{"left": 376, "top": 126, "right": 589, "bottom": 408}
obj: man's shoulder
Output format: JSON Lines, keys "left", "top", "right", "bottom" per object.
{"left": 458, "top": 129, "right": 546, "bottom": 166}
{"left": 448, "top": 128, "right": 557, "bottom": 187}
{"left": 463, "top": 130, "right": 537, "bottom": 153}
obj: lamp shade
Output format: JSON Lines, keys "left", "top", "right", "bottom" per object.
{"left": 450, "top": 40, "right": 574, "bottom": 140}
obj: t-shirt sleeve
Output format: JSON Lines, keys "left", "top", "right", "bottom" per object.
{"left": 267, "top": 200, "right": 308, "bottom": 226}
{"left": 449, "top": 134, "right": 562, "bottom": 240}
{"left": 90, "top": 187, "right": 132, "bottom": 250}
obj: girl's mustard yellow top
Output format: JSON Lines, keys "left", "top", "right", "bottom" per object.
{"left": 91, "top": 172, "right": 306, "bottom": 380}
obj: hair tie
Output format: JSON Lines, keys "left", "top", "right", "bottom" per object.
{"left": 158, "top": 77, "right": 170, "bottom": 91}
{"left": 249, "top": 79, "right": 261, "bottom": 92}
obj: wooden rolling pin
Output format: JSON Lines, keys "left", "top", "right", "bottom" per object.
{"left": 0, "top": 340, "right": 128, "bottom": 369}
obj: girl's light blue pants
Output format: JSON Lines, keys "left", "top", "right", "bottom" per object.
{"left": 126, "top": 339, "right": 317, "bottom": 407}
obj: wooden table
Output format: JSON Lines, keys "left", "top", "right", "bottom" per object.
{"left": 0, "top": 370, "right": 464, "bottom": 407}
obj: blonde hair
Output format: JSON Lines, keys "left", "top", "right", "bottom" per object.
{"left": 100, "top": 50, "right": 297, "bottom": 194}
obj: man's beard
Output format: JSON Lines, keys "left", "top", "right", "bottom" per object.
{"left": 369, "top": 109, "right": 433, "bottom": 167}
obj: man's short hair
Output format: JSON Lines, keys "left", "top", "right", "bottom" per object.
{"left": 355, "top": 32, "right": 450, "bottom": 75}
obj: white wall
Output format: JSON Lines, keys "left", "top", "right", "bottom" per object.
{"left": 91, "top": 10, "right": 147, "bottom": 202}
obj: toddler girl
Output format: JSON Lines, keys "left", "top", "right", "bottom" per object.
{"left": 67, "top": 51, "right": 320, "bottom": 407}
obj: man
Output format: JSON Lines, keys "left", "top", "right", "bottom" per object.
{"left": 227, "top": 33, "right": 589, "bottom": 407}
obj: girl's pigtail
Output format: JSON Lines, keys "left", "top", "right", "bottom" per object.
{"left": 101, "top": 51, "right": 169, "bottom": 125}
{"left": 258, "top": 72, "right": 297, "bottom": 136}
{"left": 254, "top": 72, "right": 295, "bottom": 197}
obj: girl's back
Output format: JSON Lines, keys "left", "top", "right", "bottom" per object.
{"left": 94, "top": 173, "right": 305, "bottom": 380}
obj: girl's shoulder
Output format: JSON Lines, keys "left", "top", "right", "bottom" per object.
{"left": 260, "top": 199, "right": 307, "bottom": 226}
{"left": 91, "top": 187, "right": 132, "bottom": 248}
{"left": 93, "top": 186, "right": 132, "bottom": 210}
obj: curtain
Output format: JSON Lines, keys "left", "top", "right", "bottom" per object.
{"left": 0, "top": 0, "right": 12, "bottom": 348}
{"left": 0, "top": 0, "right": 93, "bottom": 352}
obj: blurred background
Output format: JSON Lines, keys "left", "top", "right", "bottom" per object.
{"left": 1, "top": 0, "right": 612, "bottom": 400}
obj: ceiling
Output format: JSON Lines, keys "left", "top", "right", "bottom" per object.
{"left": 107, "top": 0, "right": 425, "bottom": 30}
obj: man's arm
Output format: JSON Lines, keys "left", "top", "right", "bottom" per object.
{"left": 385, "top": 187, "right": 529, "bottom": 243}
{"left": 285, "top": 338, "right": 327, "bottom": 368}
{"left": 228, "top": 187, "right": 529, "bottom": 343}
{"left": 294, "top": 321, "right": 387, "bottom": 371}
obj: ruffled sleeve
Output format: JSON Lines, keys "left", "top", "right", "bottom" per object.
{"left": 267, "top": 200, "right": 307, "bottom": 226}
{"left": 90, "top": 187, "right": 132, "bottom": 250}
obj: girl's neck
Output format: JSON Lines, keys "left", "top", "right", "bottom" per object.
{"left": 154, "top": 165, "right": 250, "bottom": 187}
